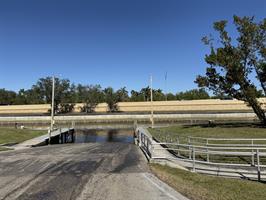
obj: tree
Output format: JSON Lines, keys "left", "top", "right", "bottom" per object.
{"left": 15, "top": 89, "right": 31, "bottom": 105}
{"left": 81, "top": 85, "right": 104, "bottom": 113}
{"left": 176, "top": 89, "right": 210, "bottom": 100}
{"left": 104, "top": 87, "right": 119, "bottom": 112}
{"left": 166, "top": 93, "right": 176, "bottom": 100}
{"left": 75, "top": 84, "right": 87, "bottom": 103}
{"left": 116, "top": 87, "right": 129, "bottom": 102}
{"left": 140, "top": 87, "right": 151, "bottom": 101}
{"left": 32, "top": 77, "right": 75, "bottom": 113}
{"left": 0, "top": 89, "right": 17, "bottom": 105}
{"left": 195, "top": 16, "right": 266, "bottom": 124}
{"left": 153, "top": 89, "right": 165, "bottom": 101}
{"left": 130, "top": 90, "right": 145, "bottom": 102}
{"left": 133, "top": 86, "right": 166, "bottom": 101}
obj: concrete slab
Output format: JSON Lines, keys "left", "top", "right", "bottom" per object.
{"left": 0, "top": 143, "right": 189, "bottom": 200}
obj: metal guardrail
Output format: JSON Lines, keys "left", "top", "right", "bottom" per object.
{"left": 136, "top": 127, "right": 266, "bottom": 181}
{"left": 153, "top": 129, "right": 266, "bottom": 146}
{"left": 136, "top": 128, "right": 154, "bottom": 158}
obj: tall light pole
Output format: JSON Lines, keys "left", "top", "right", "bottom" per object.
{"left": 165, "top": 72, "right": 168, "bottom": 101}
{"left": 150, "top": 75, "right": 154, "bottom": 128}
{"left": 49, "top": 76, "right": 55, "bottom": 144}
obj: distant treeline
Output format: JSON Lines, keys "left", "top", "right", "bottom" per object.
{"left": 0, "top": 77, "right": 228, "bottom": 113}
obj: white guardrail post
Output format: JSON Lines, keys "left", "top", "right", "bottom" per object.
{"left": 188, "top": 137, "right": 191, "bottom": 159}
{"left": 192, "top": 146, "right": 195, "bottom": 172}
{"left": 251, "top": 139, "right": 255, "bottom": 166}
{"left": 206, "top": 138, "right": 209, "bottom": 162}
{"left": 256, "top": 149, "right": 261, "bottom": 181}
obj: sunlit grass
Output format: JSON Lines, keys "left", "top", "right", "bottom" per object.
{"left": 0, "top": 128, "right": 46, "bottom": 145}
{"left": 150, "top": 163, "right": 266, "bottom": 200}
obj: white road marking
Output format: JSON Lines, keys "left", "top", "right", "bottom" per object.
{"left": 142, "top": 173, "right": 183, "bottom": 200}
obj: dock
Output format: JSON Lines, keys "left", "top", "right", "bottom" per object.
{"left": 13, "top": 128, "right": 74, "bottom": 150}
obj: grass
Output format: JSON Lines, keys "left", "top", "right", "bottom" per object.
{"left": 0, "top": 127, "right": 46, "bottom": 145}
{"left": 149, "top": 124, "right": 266, "bottom": 144}
{"left": 150, "top": 163, "right": 266, "bottom": 200}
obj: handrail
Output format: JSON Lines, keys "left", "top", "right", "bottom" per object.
{"left": 135, "top": 127, "right": 154, "bottom": 159}
{"left": 153, "top": 129, "right": 266, "bottom": 141}
{"left": 137, "top": 127, "right": 266, "bottom": 181}
{"left": 153, "top": 142, "right": 266, "bottom": 150}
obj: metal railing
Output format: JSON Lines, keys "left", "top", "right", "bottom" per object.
{"left": 136, "top": 128, "right": 153, "bottom": 158}
{"left": 153, "top": 129, "right": 266, "bottom": 147}
{"left": 136, "top": 127, "right": 266, "bottom": 181}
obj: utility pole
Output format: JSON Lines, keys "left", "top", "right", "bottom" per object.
{"left": 150, "top": 75, "right": 154, "bottom": 128}
{"left": 165, "top": 72, "right": 167, "bottom": 101}
{"left": 49, "top": 76, "right": 55, "bottom": 144}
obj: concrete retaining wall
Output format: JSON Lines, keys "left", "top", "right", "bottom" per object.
{"left": 0, "top": 113, "right": 258, "bottom": 124}
{"left": 0, "top": 98, "right": 265, "bottom": 114}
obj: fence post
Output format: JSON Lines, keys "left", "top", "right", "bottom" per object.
{"left": 150, "top": 140, "right": 153, "bottom": 159}
{"left": 251, "top": 139, "right": 255, "bottom": 166}
{"left": 192, "top": 146, "right": 195, "bottom": 172}
{"left": 144, "top": 135, "right": 146, "bottom": 149}
{"left": 188, "top": 137, "right": 191, "bottom": 159}
{"left": 206, "top": 147, "right": 209, "bottom": 163}
{"left": 147, "top": 137, "right": 149, "bottom": 156}
{"left": 177, "top": 137, "right": 180, "bottom": 156}
{"left": 146, "top": 135, "right": 149, "bottom": 150}
{"left": 256, "top": 149, "right": 261, "bottom": 182}
{"left": 206, "top": 139, "right": 209, "bottom": 162}
{"left": 139, "top": 132, "right": 142, "bottom": 147}
{"left": 71, "top": 121, "right": 75, "bottom": 129}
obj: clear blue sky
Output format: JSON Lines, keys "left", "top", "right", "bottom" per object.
{"left": 0, "top": 0, "right": 265, "bottom": 93}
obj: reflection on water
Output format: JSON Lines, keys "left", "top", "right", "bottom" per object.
{"left": 74, "top": 129, "right": 134, "bottom": 144}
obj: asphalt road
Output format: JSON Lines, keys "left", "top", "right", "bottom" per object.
{"left": 0, "top": 143, "right": 188, "bottom": 200}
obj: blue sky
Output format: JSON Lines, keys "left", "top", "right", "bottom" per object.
{"left": 0, "top": 0, "right": 265, "bottom": 93}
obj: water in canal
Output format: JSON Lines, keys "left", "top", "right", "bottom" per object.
{"left": 73, "top": 128, "right": 134, "bottom": 144}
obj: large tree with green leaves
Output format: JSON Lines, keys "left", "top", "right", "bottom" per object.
{"left": 104, "top": 87, "right": 119, "bottom": 112}
{"left": 0, "top": 89, "right": 17, "bottom": 105}
{"left": 32, "top": 77, "right": 75, "bottom": 113}
{"left": 81, "top": 85, "right": 104, "bottom": 113}
{"left": 195, "top": 16, "right": 266, "bottom": 124}
{"left": 116, "top": 87, "right": 129, "bottom": 102}
{"left": 176, "top": 89, "right": 210, "bottom": 100}
{"left": 130, "top": 86, "right": 166, "bottom": 101}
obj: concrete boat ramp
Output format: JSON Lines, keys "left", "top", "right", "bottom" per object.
{"left": 0, "top": 140, "right": 189, "bottom": 200}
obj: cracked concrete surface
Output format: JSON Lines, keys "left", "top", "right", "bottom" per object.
{"left": 0, "top": 143, "right": 188, "bottom": 200}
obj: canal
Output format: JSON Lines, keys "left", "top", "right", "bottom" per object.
{"left": 74, "top": 128, "right": 134, "bottom": 144}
